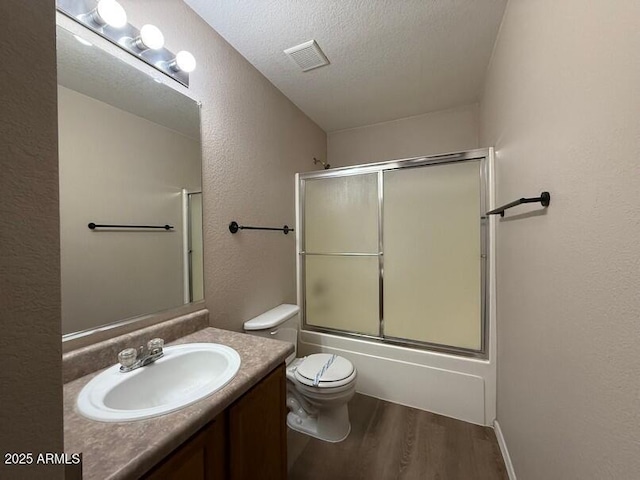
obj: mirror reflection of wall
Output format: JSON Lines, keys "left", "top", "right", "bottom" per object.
{"left": 56, "top": 24, "right": 203, "bottom": 336}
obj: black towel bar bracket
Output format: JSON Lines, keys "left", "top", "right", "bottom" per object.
{"left": 486, "top": 192, "right": 551, "bottom": 217}
{"left": 88, "top": 223, "right": 173, "bottom": 230}
{"left": 229, "top": 221, "right": 293, "bottom": 235}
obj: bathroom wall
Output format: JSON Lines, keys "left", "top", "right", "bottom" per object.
{"left": 327, "top": 104, "right": 478, "bottom": 167}
{"left": 0, "top": 1, "right": 63, "bottom": 479}
{"left": 480, "top": 0, "right": 640, "bottom": 478}
{"left": 119, "top": 0, "right": 327, "bottom": 331}
{"left": 58, "top": 85, "right": 201, "bottom": 335}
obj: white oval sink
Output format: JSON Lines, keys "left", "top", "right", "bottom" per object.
{"left": 77, "top": 343, "right": 241, "bottom": 422}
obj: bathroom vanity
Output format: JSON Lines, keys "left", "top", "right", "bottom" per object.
{"left": 63, "top": 320, "right": 292, "bottom": 480}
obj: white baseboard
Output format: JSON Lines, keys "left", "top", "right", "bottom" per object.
{"left": 493, "top": 420, "right": 516, "bottom": 480}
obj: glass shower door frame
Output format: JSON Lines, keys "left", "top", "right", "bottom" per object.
{"left": 297, "top": 148, "right": 491, "bottom": 358}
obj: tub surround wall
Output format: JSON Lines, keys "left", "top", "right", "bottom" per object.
{"left": 480, "top": 0, "right": 640, "bottom": 478}
{"left": 118, "top": 0, "right": 327, "bottom": 334}
{"left": 327, "top": 104, "right": 478, "bottom": 167}
{"left": 0, "top": 1, "right": 63, "bottom": 479}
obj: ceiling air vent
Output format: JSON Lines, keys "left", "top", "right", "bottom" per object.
{"left": 284, "top": 40, "right": 329, "bottom": 72}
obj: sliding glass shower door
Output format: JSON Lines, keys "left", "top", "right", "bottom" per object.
{"left": 299, "top": 150, "right": 488, "bottom": 357}
{"left": 303, "top": 173, "right": 380, "bottom": 336}
{"left": 383, "top": 162, "right": 482, "bottom": 350}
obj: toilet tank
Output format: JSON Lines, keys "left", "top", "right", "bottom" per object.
{"left": 243, "top": 304, "right": 299, "bottom": 364}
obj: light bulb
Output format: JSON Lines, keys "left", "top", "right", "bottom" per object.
{"left": 135, "top": 24, "right": 165, "bottom": 50}
{"left": 173, "top": 50, "right": 196, "bottom": 73}
{"left": 94, "top": 0, "right": 127, "bottom": 29}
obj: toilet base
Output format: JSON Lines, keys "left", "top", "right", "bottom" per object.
{"left": 286, "top": 404, "right": 351, "bottom": 443}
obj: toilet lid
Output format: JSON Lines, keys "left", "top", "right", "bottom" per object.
{"left": 295, "top": 354, "right": 355, "bottom": 387}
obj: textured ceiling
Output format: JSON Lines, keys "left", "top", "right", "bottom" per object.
{"left": 185, "top": 0, "right": 507, "bottom": 132}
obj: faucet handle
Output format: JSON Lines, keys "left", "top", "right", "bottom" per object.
{"left": 147, "top": 338, "right": 164, "bottom": 354}
{"left": 118, "top": 348, "right": 137, "bottom": 368}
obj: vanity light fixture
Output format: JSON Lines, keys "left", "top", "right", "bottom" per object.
{"left": 56, "top": 0, "right": 196, "bottom": 87}
{"left": 91, "top": 0, "right": 127, "bottom": 29}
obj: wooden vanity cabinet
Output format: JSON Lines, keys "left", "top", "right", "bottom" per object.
{"left": 143, "top": 415, "right": 226, "bottom": 480}
{"left": 228, "top": 361, "right": 288, "bottom": 479}
{"left": 143, "top": 364, "right": 287, "bottom": 480}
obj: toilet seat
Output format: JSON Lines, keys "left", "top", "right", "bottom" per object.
{"left": 294, "top": 354, "right": 356, "bottom": 388}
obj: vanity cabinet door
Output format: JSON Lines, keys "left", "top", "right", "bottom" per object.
{"left": 143, "top": 415, "right": 226, "bottom": 480}
{"left": 228, "top": 364, "right": 287, "bottom": 480}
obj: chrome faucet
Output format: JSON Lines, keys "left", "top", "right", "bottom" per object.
{"left": 118, "top": 338, "right": 164, "bottom": 373}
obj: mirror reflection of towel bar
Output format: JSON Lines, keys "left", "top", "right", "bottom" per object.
{"left": 88, "top": 223, "right": 174, "bottom": 230}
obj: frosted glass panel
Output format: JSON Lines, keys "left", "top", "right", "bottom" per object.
{"left": 383, "top": 162, "right": 482, "bottom": 350}
{"left": 305, "top": 256, "right": 379, "bottom": 335}
{"left": 304, "top": 174, "right": 378, "bottom": 253}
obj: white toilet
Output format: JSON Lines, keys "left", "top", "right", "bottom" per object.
{"left": 243, "top": 304, "right": 357, "bottom": 443}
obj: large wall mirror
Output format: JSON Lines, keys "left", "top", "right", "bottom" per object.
{"left": 57, "top": 22, "right": 204, "bottom": 339}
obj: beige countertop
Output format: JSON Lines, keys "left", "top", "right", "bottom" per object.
{"left": 63, "top": 327, "right": 293, "bottom": 480}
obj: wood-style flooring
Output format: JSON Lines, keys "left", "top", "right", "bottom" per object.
{"left": 288, "top": 394, "right": 508, "bottom": 480}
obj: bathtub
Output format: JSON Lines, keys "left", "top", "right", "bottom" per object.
{"left": 298, "top": 326, "right": 496, "bottom": 426}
